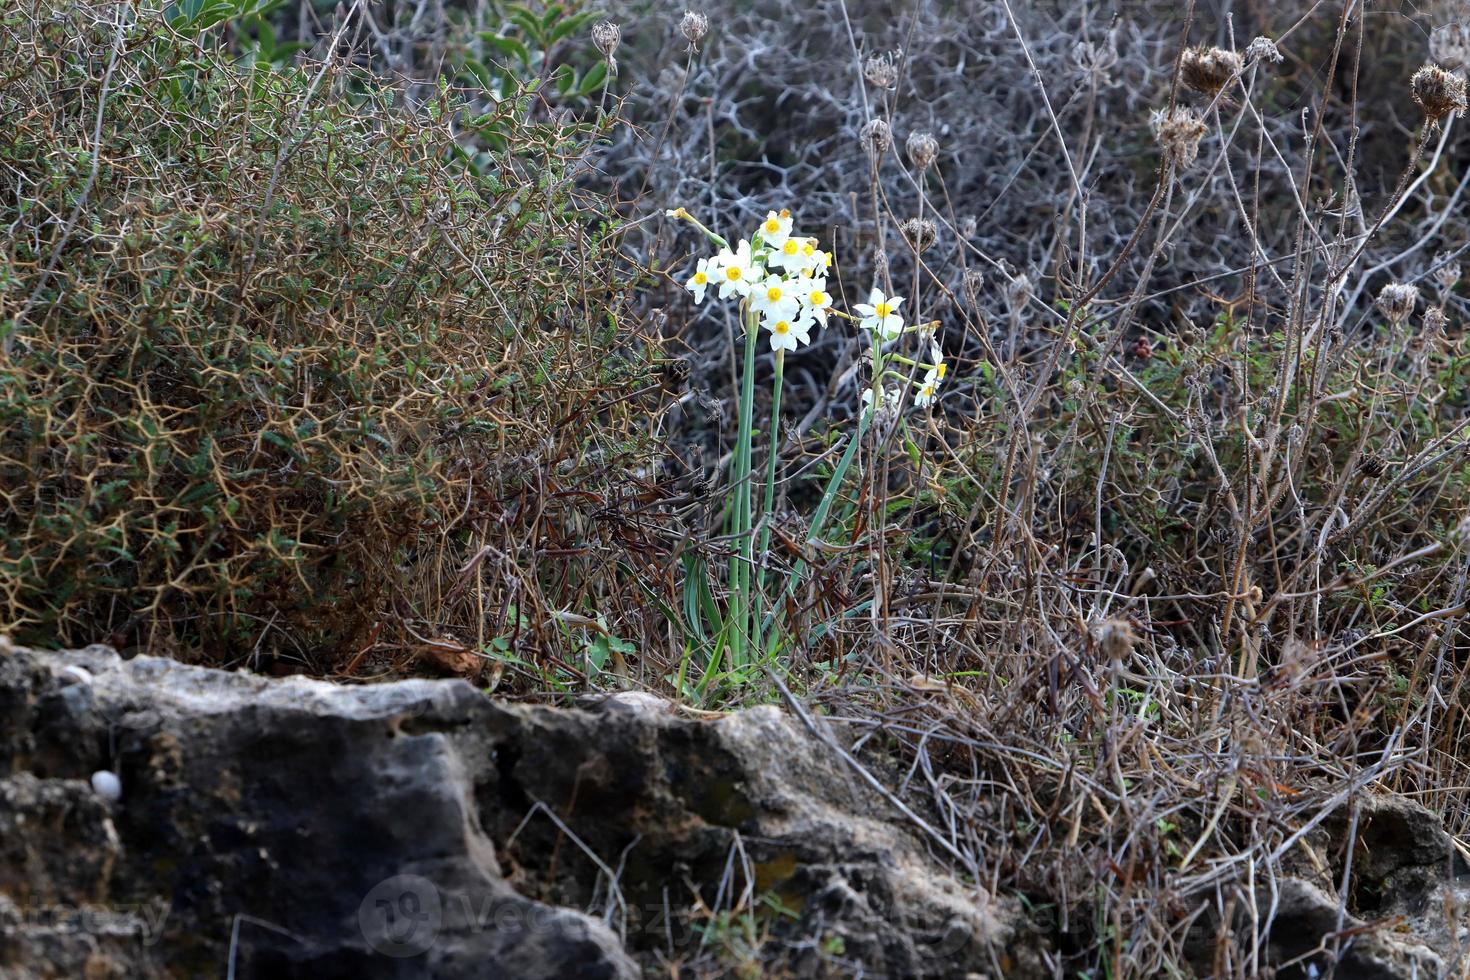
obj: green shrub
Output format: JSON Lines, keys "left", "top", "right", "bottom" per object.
{"left": 0, "top": 1, "right": 659, "bottom": 667}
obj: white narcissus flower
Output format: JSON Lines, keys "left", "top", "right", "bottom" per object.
{"left": 684, "top": 256, "right": 716, "bottom": 304}
{"left": 763, "top": 311, "right": 815, "bottom": 352}
{"left": 770, "top": 236, "right": 813, "bottom": 273}
{"left": 915, "top": 375, "right": 940, "bottom": 408}
{"left": 798, "top": 239, "right": 831, "bottom": 275}
{"left": 751, "top": 275, "right": 801, "bottom": 321}
{"left": 711, "top": 240, "right": 758, "bottom": 298}
{"left": 798, "top": 279, "right": 832, "bottom": 326}
{"left": 854, "top": 288, "right": 905, "bottom": 340}
{"left": 756, "top": 209, "right": 793, "bottom": 248}
{"left": 927, "top": 339, "right": 948, "bottom": 384}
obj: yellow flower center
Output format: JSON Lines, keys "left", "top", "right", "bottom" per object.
{"left": 810, "top": 290, "right": 828, "bottom": 306}
{"left": 874, "top": 302, "right": 891, "bottom": 317}
{"left": 779, "top": 208, "right": 791, "bottom": 218}
{"left": 726, "top": 266, "right": 742, "bottom": 281}
{"left": 766, "top": 286, "right": 782, "bottom": 301}
{"left": 774, "top": 320, "right": 791, "bottom": 335}
{"left": 783, "top": 241, "right": 799, "bottom": 256}
{"left": 801, "top": 241, "right": 815, "bottom": 256}
{"left": 764, "top": 219, "right": 781, "bottom": 234}
{"left": 936, "top": 363, "right": 947, "bottom": 379}
{"left": 693, "top": 272, "right": 708, "bottom": 285}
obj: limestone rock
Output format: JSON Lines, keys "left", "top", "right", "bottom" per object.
{"left": 0, "top": 645, "right": 1035, "bottom": 978}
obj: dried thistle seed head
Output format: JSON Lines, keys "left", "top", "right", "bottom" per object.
{"left": 1359, "top": 452, "right": 1388, "bottom": 478}
{"left": 1412, "top": 63, "right": 1468, "bottom": 122}
{"left": 1433, "top": 250, "right": 1462, "bottom": 290}
{"left": 900, "top": 216, "right": 937, "bottom": 252}
{"left": 1376, "top": 281, "right": 1421, "bottom": 325}
{"left": 863, "top": 51, "right": 899, "bottom": 90}
{"left": 906, "top": 130, "right": 938, "bottom": 172}
{"left": 1245, "top": 35, "right": 1283, "bottom": 65}
{"left": 861, "top": 118, "right": 892, "bottom": 160}
{"left": 1424, "top": 306, "right": 1450, "bottom": 334}
{"left": 679, "top": 11, "right": 708, "bottom": 49}
{"left": 1180, "top": 44, "right": 1243, "bottom": 97}
{"left": 1151, "top": 106, "right": 1207, "bottom": 169}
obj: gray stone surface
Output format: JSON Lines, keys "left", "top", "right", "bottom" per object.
{"left": 0, "top": 645, "right": 1032, "bottom": 978}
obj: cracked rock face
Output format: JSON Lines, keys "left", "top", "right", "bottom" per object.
{"left": 0, "top": 645, "right": 1035, "bottom": 978}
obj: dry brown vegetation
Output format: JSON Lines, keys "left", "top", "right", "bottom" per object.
{"left": 5, "top": 0, "right": 1470, "bottom": 976}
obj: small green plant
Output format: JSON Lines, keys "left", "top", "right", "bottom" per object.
{"left": 664, "top": 206, "right": 948, "bottom": 696}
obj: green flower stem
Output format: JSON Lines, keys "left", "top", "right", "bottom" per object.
{"left": 666, "top": 208, "right": 729, "bottom": 250}
{"left": 754, "top": 348, "right": 785, "bottom": 649}
{"left": 759, "top": 399, "right": 871, "bottom": 641}
{"left": 727, "top": 300, "right": 760, "bottom": 668}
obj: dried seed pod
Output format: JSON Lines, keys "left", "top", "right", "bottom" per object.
{"left": 1376, "top": 281, "right": 1420, "bottom": 325}
{"left": 1245, "top": 36, "right": 1282, "bottom": 65}
{"left": 678, "top": 11, "right": 708, "bottom": 49}
{"left": 1151, "top": 106, "right": 1207, "bottom": 169}
{"left": 1411, "top": 63, "right": 1468, "bottom": 123}
{"left": 906, "top": 130, "right": 938, "bottom": 172}
{"left": 592, "top": 20, "right": 621, "bottom": 75}
{"left": 1359, "top": 452, "right": 1388, "bottom": 479}
{"left": 900, "top": 216, "right": 937, "bottom": 252}
{"left": 1180, "top": 44, "right": 1243, "bottom": 97}
{"left": 1424, "top": 306, "right": 1450, "bottom": 334}
{"left": 958, "top": 214, "right": 978, "bottom": 239}
{"left": 861, "top": 118, "right": 891, "bottom": 160}
{"left": 1432, "top": 250, "right": 1462, "bottom": 291}
{"left": 592, "top": 20, "right": 621, "bottom": 57}
{"left": 863, "top": 52, "right": 898, "bottom": 90}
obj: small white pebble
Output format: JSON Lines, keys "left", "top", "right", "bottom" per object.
{"left": 90, "top": 770, "right": 122, "bottom": 802}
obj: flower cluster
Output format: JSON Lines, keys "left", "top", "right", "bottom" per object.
{"left": 682, "top": 210, "right": 836, "bottom": 352}
{"left": 670, "top": 206, "right": 949, "bottom": 412}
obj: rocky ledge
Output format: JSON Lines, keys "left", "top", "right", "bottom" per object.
{"left": 0, "top": 644, "right": 1035, "bottom": 978}
{"left": 0, "top": 643, "right": 1465, "bottom": 978}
